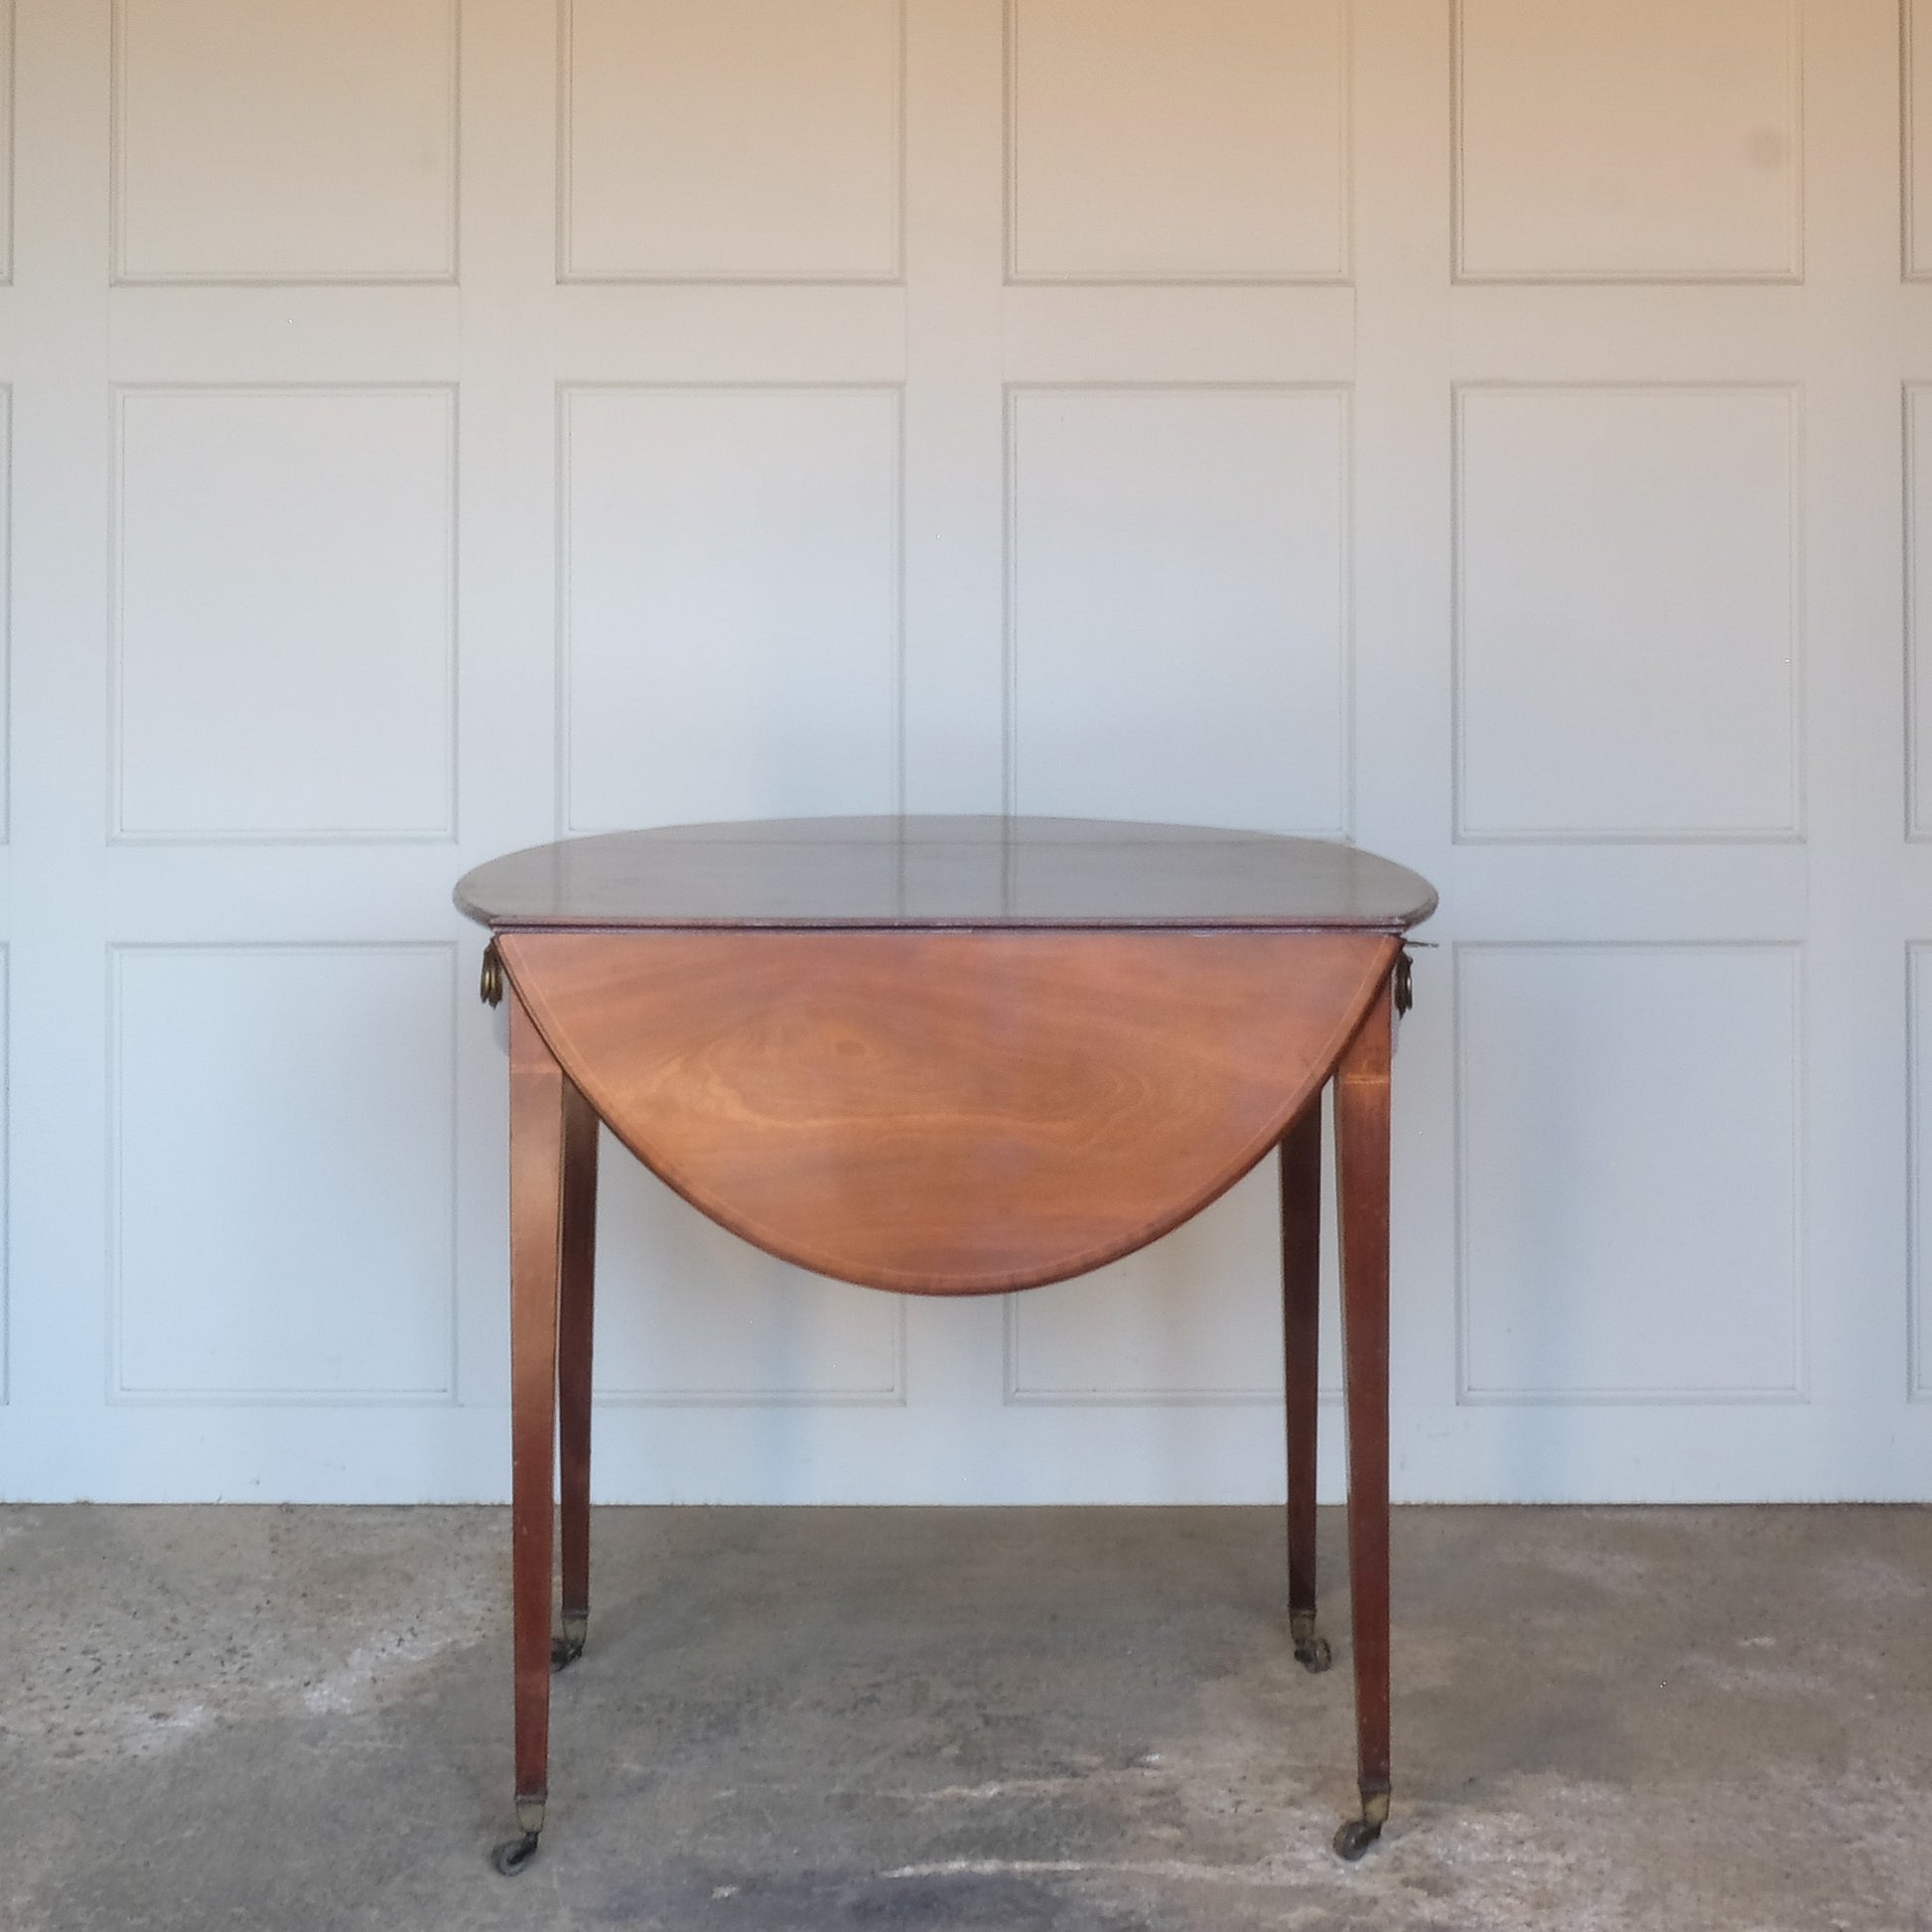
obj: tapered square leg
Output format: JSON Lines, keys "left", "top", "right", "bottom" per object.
{"left": 1279, "top": 1098, "right": 1329, "bottom": 1673}
{"left": 554, "top": 1079, "right": 599, "bottom": 1672}
{"left": 1333, "top": 977, "right": 1393, "bottom": 1860}
{"left": 494, "top": 989, "right": 565, "bottom": 1877}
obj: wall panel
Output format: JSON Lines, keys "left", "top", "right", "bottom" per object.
{"left": 1908, "top": 385, "right": 1932, "bottom": 836}
{"left": 1456, "top": 944, "right": 1804, "bottom": 1404}
{"left": 561, "top": 0, "right": 903, "bottom": 281}
{"left": 1008, "top": 0, "right": 1348, "bottom": 283}
{"left": 1906, "top": 0, "right": 1932, "bottom": 278}
{"left": 593, "top": 1145, "right": 904, "bottom": 1404}
{"left": 1455, "top": 385, "right": 1800, "bottom": 842}
{"left": 1008, "top": 384, "right": 1349, "bottom": 833}
{"left": 112, "top": 386, "right": 456, "bottom": 842}
{"left": 1454, "top": 0, "right": 1801, "bottom": 281}
{"left": 560, "top": 384, "right": 902, "bottom": 833}
{"left": 113, "top": 0, "right": 458, "bottom": 283}
{"left": 110, "top": 945, "right": 458, "bottom": 1401}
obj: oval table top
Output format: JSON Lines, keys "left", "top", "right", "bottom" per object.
{"left": 455, "top": 816, "right": 1438, "bottom": 933}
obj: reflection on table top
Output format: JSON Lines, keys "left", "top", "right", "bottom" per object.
{"left": 455, "top": 816, "right": 1439, "bottom": 932}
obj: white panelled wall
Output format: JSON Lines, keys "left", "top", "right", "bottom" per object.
{"left": 2, "top": 0, "right": 1929, "bottom": 1503}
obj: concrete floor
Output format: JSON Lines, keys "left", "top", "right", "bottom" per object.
{"left": 1, "top": 1507, "right": 1929, "bottom": 1931}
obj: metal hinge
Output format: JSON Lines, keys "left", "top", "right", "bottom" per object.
{"left": 480, "top": 938, "right": 504, "bottom": 1009}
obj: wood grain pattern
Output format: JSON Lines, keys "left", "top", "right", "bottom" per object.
{"left": 1337, "top": 979, "right": 1394, "bottom": 1810}
{"left": 471, "top": 818, "right": 1434, "bottom": 1863}
{"left": 557, "top": 1078, "right": 599, "bottom": 1649}
{"left": 497, "top": 928, "right": 1398, "bottom": 1296}
{"left": 1279, "top": 1101, "right": 1322, "bottom": 1628}
{"left": 506, "top": 988, "right": 563, "bottom": 1817}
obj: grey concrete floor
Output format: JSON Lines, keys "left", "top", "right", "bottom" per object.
{"left": 1, "top": 1507, "right": 1929, "bottom": 1931}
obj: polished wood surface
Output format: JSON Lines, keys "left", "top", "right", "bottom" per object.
{"left": 506, "top": 988, "right": 563, "bottom": 1844}
{"left": 555, "top": 1079, "right": 599, "bottom": 1670}
{"left": 471, "top": 816, "right": 1433, "bottom": 1870}
{"left": 497, "top": 927, "right": 1397, "bottom": 1295}
{"left": 1279, "top": 1103, "right": 1326, "bottom": 1672}
{"left": 455, "top": 816, "right": 1438, "bottom": 933}
{"left": 1336, "top": 979, "right": 1394, "bottom": 1850}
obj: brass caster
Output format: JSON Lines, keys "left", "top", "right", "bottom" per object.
{"left": 551, "top": 1613, "right": 588, "bottom": 1672}
{"left": 1289, "top": 1611, "right": 1332, "bottom": 1675}
{"left": 491, "top": 1798, "right": 545, "bottom": 1876}
{"left": 490, "top": 1830, "right": 540, "bottom": 1876}
{"left": 1332, "top": 1815, "right": 1381, "bottom": 1861}
{"left": 1332, "top": 1789, "right": 1390, "bottom": 1863}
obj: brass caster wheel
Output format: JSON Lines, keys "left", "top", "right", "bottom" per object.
{"left": 1332, "top": 1789, "right": 1390, "bottom": 1863}
{"left": 1331, "top": 1815, "right": 1382, "bottom": 1861}
{"left": 491, "top": 1798, "right": 545, "bottom": 1875}
{"left": 1289, "top": 1610, "right": 1332, "bottom": 1674}
{"left": 490, "top": 1831, "right": 540, "bottom": 1876}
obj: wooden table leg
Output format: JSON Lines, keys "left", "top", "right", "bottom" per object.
{"left": 1334, "top": 976, "right": 1393, "bottom": 1861}
{"left": 492, "top": 989, "right": 565, "bottom": 1877}
{"left": 554, "top": 1080, "right": 600, "bottom": 1672}
{"left": 1279, "top": 1098, "right": 1330, "bottom": 1673}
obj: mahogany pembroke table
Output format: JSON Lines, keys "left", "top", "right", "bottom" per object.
{"left": 453, "top": 815, "right": 1438, "bottom": 1874}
